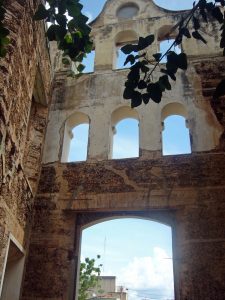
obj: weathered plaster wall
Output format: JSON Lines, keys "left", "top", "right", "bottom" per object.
{"left": 193, "top": 59, "right": 225, "bottom": 150}
{"left": 43, "top": 63, "right": 223, "bottom": 164}
{"left": 43, "top": 0, "right": 223, "bottom": 164}
{"left": 0, "top": 0, "right": 52, "bottom": 295}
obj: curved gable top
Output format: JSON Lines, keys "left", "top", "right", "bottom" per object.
{"left": 90, "top": 0, "right": 188, "bottom": 27}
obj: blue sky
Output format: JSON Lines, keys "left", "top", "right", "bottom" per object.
{"left": 70, "top": 2, "right": 193, "bottom": 300}
{"left": 80, "top": 0, "right": 195, "bottom": 22}
{"left": 80, "top": 0, "right": 194, "bottom": 72}
{"left": 68, "top": 116, "right": 191, "bottom": 161}
{"left": 48, "top": 0, "right": 195, "bottom": 27}
{"left": 81, "top": 219, "right": 174, "bottom": 300}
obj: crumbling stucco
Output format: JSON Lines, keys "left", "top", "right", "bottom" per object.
{"left": 1, "top": 0, "right": 225, "bottom": 300}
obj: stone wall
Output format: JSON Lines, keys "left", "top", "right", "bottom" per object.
{"left": 0, "top": 0, "right": 51, "bottom": 294}
{"left": 22, "top": 152, "right": 225, "bottom": 300}
{"left": 193, "top": 58, "right": 225, "bottom": 149}
{"left": 42, "top": 1, "right": 223, "bottom": 164}
{"left": 19, "top": 0, "right": 225, "bottom": 299}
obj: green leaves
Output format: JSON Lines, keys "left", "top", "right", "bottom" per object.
{"left": 33, "top": 4, "right": 49, "bottom": 20}
{"left": 78, "top": 256, "right": 102, "bottom": 300}
{"left": 165, "top": 52, "right": 187, "bottom": 80}
{"left": 137, "top": 35, "right": 155, "bottom": 50}
{"left": 32, "top": 0, "right": 93, "bottom": 74}
{"left": 77, "top": 63, "right": 85, "bottom": 72}
{"left": 177, "top": 53, "right": 188, "bottom": 70}
{"left": 153, "top": 53, "right": 162, "bottom": 62}
{"left": 192, "top": 30, "right": 207, "bottom": 43}
{"left": 211, "top": 6, "right": 224, "bottom": 23}
{"left": 122, "top": 40, "right": 188, "bottom": 107}
{"left": 181, "top": 28, "right": 191, "bottom": 39}
{"left": 121, "top": 44, "right": 138, "bottom": 54}
{"left": 193, "top": 16, "right": 201, "bottom": 30}
{"left": 47, "top": 25, "right": 67, "bottom": 41}
{"left": 120, "top": 1, "right": 225, "bottom": 108}
{"left": 220, "top": 18, "right": 225, "bottom": 56}
{"left": 147, "top": 83, "right": 162, "bottom": 103}
{"left": 55, "top": 14, "right": 67, "bottom": 27}
{"left": 121, "top": 34, "right": 154, "bottom": 54}
{"left": 0, "top": 4, "right": 9, "bottom": 58}
{"left": 159, "top": 75, "right": 172, "bottom": 91}
{"left": 124, "top": 54, "right": 136, "bottom": 66}
{"left": 67, "top": 2, "right": 83, "bottom": 18}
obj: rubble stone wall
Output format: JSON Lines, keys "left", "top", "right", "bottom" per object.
{"left": 22, "top": 0, "right": 225, "bottom": 298}
{"left": 0, "top": 0, "right": 51, "bottom": 293}
{"left": 22, "top": 152, "right": 225, "bottom": 300}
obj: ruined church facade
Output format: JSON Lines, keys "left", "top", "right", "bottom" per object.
{"left": 0, "top": 0, "right": 225, "bottom": 299}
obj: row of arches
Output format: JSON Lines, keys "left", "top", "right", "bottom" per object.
{"left": 82, "top": 26, "right": 181, "bottom": 72}
{"left": 62, "top": 103, "right": 191, "bottom": 163}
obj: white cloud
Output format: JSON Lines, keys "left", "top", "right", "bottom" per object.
{"left": 117, "top": 247, "right": 174, "bottom": 300}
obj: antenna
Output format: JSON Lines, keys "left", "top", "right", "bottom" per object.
{"left": 103, "top": 236, "right": 106, "bottom": 274}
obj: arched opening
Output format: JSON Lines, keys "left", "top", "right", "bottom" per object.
{"left": 0, "top": 236, "right": 25, "bottom": 300}
{"left": 82, "top": 50, "right": 95, "bottom": 73}
{"left": 110, "top": 107, "right": 139, "bottom": 159}
{"left": 161, "top": 103, "right": 191, "bottom": 155}
{"left": 61, "top": 112, "right": 90, "bottom": 162}
{"left": 116, "top": 3, "right": 139, "bottom": 19}
{"left": 114, "top": 30, "right": 138, "bottom": 70}
{"left": 78, "top": 217, "right": 175, "bottom": 300}
{"left": 158, "top": 25, "right": 181, "bottom": 63}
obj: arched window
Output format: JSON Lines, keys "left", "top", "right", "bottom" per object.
{"left": 82, "top": 50, "right": 95, "bottom": 73}
{"left": 116, "top": 48, "right": 136, "bottom": 69}
{"left": 110, "top": 106, "right": 139, "bottom": 159}
{"left": 61, "top": 112, "right": 90, "bottom": 162}
{"left": 158, "top": 25, "right": 181, "bottom": 63}
{"left": 117, "top": 3, "right": 139, "bottom": 19}
{"left": 159, "top": 39, "right": 181, "bottom": 63}
{"left": 114, "top": 30, "right": 138, "bottom": 70}
{"left": 161, "top": 103, "right": 191, "bottom": 155}
{"left": 79, "top": 218, "right": 174, "bottom": 300}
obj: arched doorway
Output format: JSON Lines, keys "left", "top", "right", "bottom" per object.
{"left": 74, "top": 211, "right": 177, "bottom": 300}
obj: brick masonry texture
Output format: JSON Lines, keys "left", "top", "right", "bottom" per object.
{"left": 22, "top": 153, "right": 225, "bottom": 300}
{"left": 0, "top": 0, "right": 51, "bottom": 292}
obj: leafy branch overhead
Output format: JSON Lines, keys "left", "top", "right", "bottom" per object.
{"left": 0, "top": 0, "right": 93, "bottom": 73}
{"left": 33, "top": 0, "right": 93, "bottom": 73}
{"left": 0, "top": 0, "right": 225, "bottom": 104}
{"left": 121, "top": 0, "right": 225, "bottom": 108}
{"left": 0, "top": 0, "right": 10, "bottom": 57}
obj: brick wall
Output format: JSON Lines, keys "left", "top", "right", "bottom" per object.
{"left": 0, "top": 0, "right": 51, "bottom": 289}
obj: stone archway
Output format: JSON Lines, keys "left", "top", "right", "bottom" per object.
{"left": 72, "top": 209, "right": 179, "bottom": 300}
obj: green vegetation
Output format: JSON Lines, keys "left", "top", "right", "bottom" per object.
{"left": 0, "top": 0, "right": 93, "bottom": 74}
{"left": 78, "top": 256, "right": 102, "bottom": 300}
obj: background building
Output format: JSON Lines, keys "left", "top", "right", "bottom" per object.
{"left": 87, "top": 276, "right": 127, "bottom": 300}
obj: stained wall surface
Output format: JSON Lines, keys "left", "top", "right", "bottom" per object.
{"left": 2, "top": 0, "right": 224, "bottom": 300}
{"left": 0, "top": 0, "right": 52, "bottom": 297}
{"left": 42, "top": 0, "right": 223, "bottom": 163}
